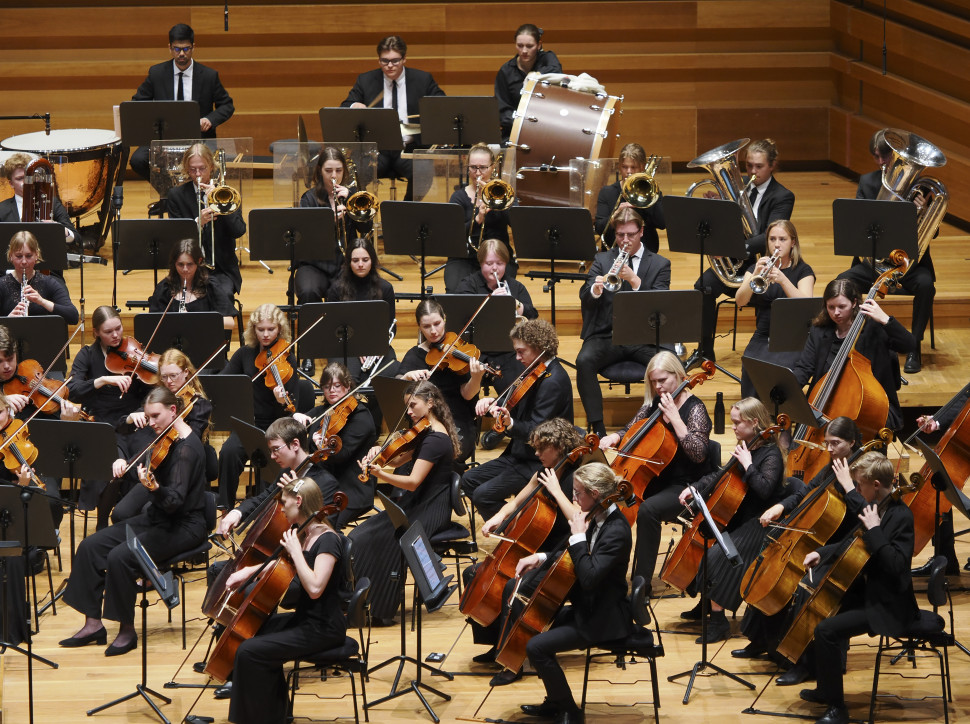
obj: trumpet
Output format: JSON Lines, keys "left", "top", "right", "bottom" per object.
{"left": 492, "top": 271, "right": 511, "bottom": 296}
{"left": 602, "top": 249, "right": 631, "bottom": 293}
{"left": 749, "top": 249, "right": 782, "bottom": 294}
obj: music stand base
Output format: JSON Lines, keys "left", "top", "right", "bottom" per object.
{"left": 668, "top": 659, "right": 754, "bottom": 704}
{"left": 86, "top": 685, "right": 172, "bottom": 721}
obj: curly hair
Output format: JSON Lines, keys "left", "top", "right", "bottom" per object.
{"left": 164, "top": 238, "right": 210, "bottom": 298}
{"left": 243, "top": 304, "right": 291, "bottom": 347}
{"left": 529, "top": 418, "right": 583, "bottom": 455}
{"left": 406, "top": 381, "right": 461, "bottom": 457}
{"left": 510, "top": 318, "right": 558, "bottom": 357}
{"left": 1, "top": 153, "right": 34, "bottom": 180}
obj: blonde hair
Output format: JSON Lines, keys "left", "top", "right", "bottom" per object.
{"left": 281, "top": 477, "right": 333, "bottom": 541}
{"left": 180, "top": 143, "right": 215, "bottom": 175}
{"left": 850, "top": 450, "right": 895, "bottom": 489}
{"left": 573, "top": 462, "right": 621, "bottom": 501}
{"left": 732, "top": 397, "right": 774, "bottom": 443}
{"left": 158, "top": 348, "right": 207, "bottom": 400}
{"left": 243, "top": 304, "right": 291, "bottom": 347}
{"left": 7, "top": 230, "right": 43, "bottom": 264}
{"left": 765, "top": 219, "right": 802, "bottom": 267}
{"left": 644, "top": 351, "right": 686, "bottom": 392}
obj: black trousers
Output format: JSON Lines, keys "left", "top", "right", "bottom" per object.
{"left": 294, "top": 263, "right": 337, "bottom": 306}
{"left": 634, "top": 483, "right": 686, "bottom": 584}
{"left": 217, "top": 431, "right": 248, "bottom": 509}
{"left": 526, "top": 607, "right": 591, "bottom": 713}
{"left": 377, "top": 150, "right": 413, "bottom": 201}
{"left": 461, "top": 453, "right": 540, "bottom": 521}
{"left": 838, "top": 262, "right": 935, "bottom": 343}
{"left": 693, "top": 268, "right": 740, "bottom": 359}
{"left": 576, "top": 337, "right": 656, "bottom": 429}
{"left": 815, "top": 607, "right": 870, "bottom": 707}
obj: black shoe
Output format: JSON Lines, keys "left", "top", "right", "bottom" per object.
{"left": 185, "top": 717, "right": 214, "bottom": 724}
{"left": 590, "top": 422, "right": 607, "bottom": 438}
{"left": 59, "top": 627, "right": 107, "bottom": 647}
{"left": 554, "top": 710, "right": 584, "bottom": 724}
{"left": 776, "top": 663, "right": 812, "bottom": 686}
{"left": 695, "top": 613, "right": 731, "bottom": 644}
{"left": 815, "top": 704, "right": 849, "bottom": 724}
{"left": 684, "top": 349, "right": 713, "bottom": 371}
{"left": 912, "top": 560, "right": 934, "bottom": 577}
{"left": 105, "top": 635, "right": 137, "bottom": 657}
{"left": 731, "top": 642, "right": 767, "bottom": 659}
{"left": 799, "top": 688, "right": 826, "bottom": 704}
{"left": 904, "top": 350, "right": 921, "bottom": 374}
{"left": 521, "top": 699, "right": 560, "bottom": 718}
{"left": 472, "top": 647, "right": 497, "bottom": 664}
{"left": 480, "top": 430, "right": 505, "bottom": 450}
{"left": 193, "top": 660, "right": 208, "bottom": 674}
{"left": 213, "top": 681, "right": 232, "bottom": 699}
{"left": 300, "top": 359, "right": 315, "bottom": 376}
{"left": 680, "top": 599, "right": 709, "bottom": 621}
{"left": 489, "top": 668, "right": 522, "bottom": 686}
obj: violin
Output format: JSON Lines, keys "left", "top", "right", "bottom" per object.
{"left": 3, "top": 358, "right": 93, "bottom": 420}
{"left": 254, "top": 338, "right": 295, "bottom": 413}
{"left": 105, "top": 337, "right": 160, "bottom": 385}
{"left": 489, "top": 357, "right": 549, "bottom": 435}
{"left": 459, "top": 434, "right": 599, "bottom": 627}
{"left": 318, "top": 395, "right": 359, "bottom": 443}
{"left": 660, "top": 414, "right": 790, "bottom": 593}
{"left": 424, "top": 331, "right": 501, "bottom": 377}
{"left": 0, "top": 419, "right": 44, "bottom": 488}
{"left": 358, "top": 417, "right": 430, "bottom": 482}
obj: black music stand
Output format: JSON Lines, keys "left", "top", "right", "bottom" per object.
{"left": 381, "top": 202, "right": 467, "bottom": 298}
{"left": 437, "top": 295, "right": 515, "bottom": 352}
{"left": 668, "top": 484, "right": 752, "bottom": 704}
{"left": 319, "top": 108, "right": 404, "bottom": 152}
{"left": 613, "top": 290, "right": 702, "bottom": 353}
{"left": 120, "top": 100, "right": 200, "bottom": 149}
{"left": 115, "top": 219, "right": 198, "bottom": 287}
{"left": 229, "top": 416, "right": 281, "bottom": 494}
{"left": 0, "top": 222, "right": 67, "bottom": 273}
{"left": 369, "top": 375, "right": 413, "bottom": 435}
{"left": 831, "top": 198, "right": 918, "bottom": 273}
{"left": 509, "top": 206, "right": 596, "bottom": 325}
{"left": 248, "top": 207, "right": 334, "bottom": 309}
{"left": 419, "top": 97, "right": 501, "bottom": 148}
{"left": 28, "top": 418, "right": 116, "bottom": 565}
{"left": 768, "top": 297, "right": 823, "bottom": 353}
{"left": 200, "top": 375, "right": 254, "bottom": 432}
{"left": 87, "top": 525, "right": 179, "bottom": 723}
{"left": 0, "top": 316, "right": 69, "bottom": 373}
{"left": 297, "top": 301, "right": 390, "bottom": 369}
{"left": 741, "top": 357, "right": 820, "bottom": 428}
{"left": 133, "top": 312, "right": 228, "bottom": 371}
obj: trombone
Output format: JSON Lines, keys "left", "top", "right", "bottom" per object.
{"left": 604, "top": 155, "right": 662, "bottom": 232}
{"left": 470, "top": 178, "right": 515, "bottom": 252}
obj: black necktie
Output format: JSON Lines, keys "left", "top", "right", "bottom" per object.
{"left": 749, "top": 186, "right": 759, "bottom": 215}
{"left": 176, "top": 71, "right": 185, "bottom": 101}
{"left": 391, "top": 81, "right": 399, "bottom": 111}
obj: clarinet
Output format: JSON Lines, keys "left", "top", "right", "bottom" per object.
{"left": 20, "top": 272, "right": 28, "bottom": 317}
{"left": 179, "top": 279, "right": 188, "bottom": 313}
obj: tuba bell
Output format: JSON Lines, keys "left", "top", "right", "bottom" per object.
{"left": 685, "top": 139, "right": 760, "bottom": 288}
{"left": 864, "top": 128, "right": 948, "bottom": 276}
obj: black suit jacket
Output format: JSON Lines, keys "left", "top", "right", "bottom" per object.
{"left": 500, "top": 360, "right": 574, "bottom": 461}
{"left": 579, "top": 246, "right": 671, "bottom": 339}
{"left": 594, "top": 181, "right": 666, "bottom": 253}
{"left": 340, "top": 67, "right": 445, "bottom": 145}
{"left": 746, "top": 176, "right": 795, "bottom": 255}
{"left": 0, "top": 196, "right": 77, "bottom": 236}
{"left": 132, "top": 61, "right": 235, "bottom": 137}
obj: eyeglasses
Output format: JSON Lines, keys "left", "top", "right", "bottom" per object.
{"left": 160, "top": 373, "right": 185, "bottom": 382}
{"left": 468, "top": 165, "right": 491, "bottom": 172}
{"left": 170, "top": 45, "right": 194, "bottom": 55}
{"left": 323, "top": 382, "right": 346, "bottom": 390}
{"left": 379, "top": 57, "right": 404, "bottom": 66}
{"left": 268, "top": 445, "right": 286, "bottom": 456}
{"left": 615, "top": 231, "right": 640, "bottom": 239}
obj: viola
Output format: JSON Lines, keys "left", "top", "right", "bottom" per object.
{"left": 424, "top": 331, "right": 501, "bottom": 377}
{"left": 459, "top": 434, "right": 600, "bottom": 627}
{"left": 0, "top": 419, "right": 45, "bottom": 488}
{"left": 490, "top": 357, "right": 549, "bottom": 435}
{"left": 204, "top": 492, "right": 349, "bottom": 683}
{"left": 358, "top": 417, "right": 430, "bottom": 483}
{"left": 105, "top": 337, "right": 160, "bottom": 385}
{"left": 787, "top": 251, "right": 908, "bottom": 482}
{"left": 609, "top": 361, "right": 715, "bottom": 525}
{"left": 660, "top": 414, "right": 791, "bottom": 593}
{"left": 3, "top": 359, "right": 93, "bottom": 420}
{"left": 254, "top": 338, "right": 295, "bottom": 413}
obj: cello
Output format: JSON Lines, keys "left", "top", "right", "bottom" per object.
{"left": 459, "top": 434, "right": 600, "bottom": 627}
{"left": 607, "top": 361, "right": 715, "bottom": 525}
{"left": 787, "top": 251, "right": 909, "bottom": 482}
{"left": 660, "top": 414, "right": 790, "bottom": 593}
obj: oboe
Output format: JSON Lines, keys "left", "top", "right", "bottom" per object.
{"left": 179, "top": 279, "right": 188, "bottom": 313}
{"left": 20, "top": 272, "right": 28, "bottom": 317}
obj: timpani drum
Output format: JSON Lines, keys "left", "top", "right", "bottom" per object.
{"left": 507, "top": 77, "right": 622, "bottom": 206}
{"left": 1, "top": 129, "right": 121, "bottom": 217}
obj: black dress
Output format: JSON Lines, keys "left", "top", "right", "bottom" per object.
{"left": 348, "top": 430, "right": 454, "bottom": 619}
{"left": 0, "top": 272, "right": 78, "bottom": 323}
{"left": 148, "top": 277, "right": 235, "bottom": 317}
{"left": 228, "top": 529, "right": 350, "bottom": 724}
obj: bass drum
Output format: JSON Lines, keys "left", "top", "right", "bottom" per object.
{"left": 1, "top": 129, "right": 121, "bottom": 218}
{"left": 507, "top": 77, "right": 621, "bottom": 206}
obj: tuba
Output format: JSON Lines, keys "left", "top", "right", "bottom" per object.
{"left": 685, "top": 139, "right": 760, "bottom": 288}
{"left": 21, "top": 158, "right": 56, "bottom": 222}
{"left": 864, "top": 129, "right": 948, "bottom": 276}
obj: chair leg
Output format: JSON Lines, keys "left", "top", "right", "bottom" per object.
{"left": 580, "top": 649, "right": 592, "bottom": 710}
{"left": 930, "top": 306, "right": 936, "bottom": 349}
{"left": 649, "top": 657, "right": 661, "bottom": 724}
{"left": 869, "top": 636, "right": 885, "bottom": 724}
{"left": 45, "top": 551, "right": 56, "bottom": 616}
{"left": 181, "top": 573, "right": 188, "bottom": 649}
{"left": 732, "top": 301, "right": 739, "bottom": 351}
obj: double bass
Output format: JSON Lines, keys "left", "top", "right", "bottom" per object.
{"left": 787, "top": 251, "right": 909, "bottom": 482}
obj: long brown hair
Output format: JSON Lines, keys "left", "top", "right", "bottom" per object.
{"left": 812, "top": 278, "right": 861, "bottom": 328}
{"left": 406, "top": 381, "right": 461, "bottom": 457}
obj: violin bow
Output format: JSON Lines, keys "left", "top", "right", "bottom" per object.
{"left": 903, "top": 380, "right": 970, "bottom": 448}
{"left": 174, "top": 342, "right": 228, "bottom": 398}
{"left": 117, "top": 389, "right": 199, "bottom": 478}
{"left": 0, "top": 378, "right": 71, "bottom": 462}
{"left": 120, "top": 295, "right": 175, "bottom": 396}
{"left": 251, "top": 315, "right": 325, "bottom": 383}
{"left": 19, "top": 323, "right": 84, "bottom": 410}
{"left": 490, "top": 351, "right": 548, "bottom": 411}
{"left": 306, "top": 359, "right": 393, "bottom": 428}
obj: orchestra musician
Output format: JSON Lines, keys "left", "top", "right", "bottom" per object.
{"left": 838, "top": 131, "right": 936, "bottom": 374}
{"left": 129, "top": 23, "right": 235, "bottom": 181}
{"left": 577, "top": 206, "right": 671, "bottom": 438}
{"left": 793, "top": 278, "right": 916, "bottom": 431}
{"left": 516, "top": 463, "right": 632, "bottom": 724}
{"left": 454, "top": 239, "right": 537, "bottom": 389}
{"left": 352, "top": 381, "right": 459, "bottom": 623}
{"left": 67, "top": 306, "right": 153, "bottom": 529}
{"left": 148, "top": 238, "right": 236, "bottom": 329}
{"left": 735, "top": 219, "right": 816, "bottom": 399}
{"left": 799, "top": 451, "right": 918, "bottom": 724}
{"left": 594, "top": 142, "right": 665, "bottom": 253}
{"left": 308, "top": 363, "right": 378, "bottom": 528}
{"left": 461, "top": 319, "right": 573, "bottom": 520}
{"left": 341, "top": 35, "right": 445, "bottom": 202}
{"left": 677, "top": 397, "right": 785, "bottom": 643}
{"left": 446, "top": 143, "right": 516, "bottom": 291}
{"left": 688, "top": 138, "right": 794, "bottom": 368}
{"left": 0, "top": 153, "right": 78, "bottom": 248}
{"left": 0, "top": 231, "right": 79, "bottom": 322}
{"left": 495, "top": 24, "right": 562, "bottom": 145}
{"left": 166, "top": 143, "right": 247, "bottom": 298}
{"left": 397, "top": 299, "right": 482, "bottom": 464}
{"left": 217, "top": 304, "right": 304, "bottom": 509}
{"left": 59, "top": 387, "right": 208, "bottom": 656}
{"left": 599, "top": 351, "right": 712, "bottom": 590}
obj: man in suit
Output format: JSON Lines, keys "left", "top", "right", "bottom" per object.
{"left": 341, "top": 35, "right": 445, "bottom": 201}
{"left": 838, "top": 130, "right": 937, "bottom": 374}
{"left": 688, "top": 138, "right": 794, "bottom": 367}
{"left": 800, "top": 451, "right": 919, "bottom": 724}
{"left": 577, "top": 207, "right": 671, "bottom": 438}
{"left": 129, "top": 23, "right": 235, "bottom": 181}
{"left": 594, "top": 142, "right": 665, "bottom": 253}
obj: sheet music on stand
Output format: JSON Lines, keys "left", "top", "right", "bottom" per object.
{"left": 685, "top": 484, "right": 741, "bottom": 567}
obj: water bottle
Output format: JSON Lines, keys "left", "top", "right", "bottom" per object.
{"left": 714, "top": 392, "right": 725, "bottom": 435}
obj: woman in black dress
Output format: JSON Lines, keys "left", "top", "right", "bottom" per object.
{"left": 148, "top": 238, "right": 236, "bottom": 329}
{"left": 0, "top": 230, "right": 78, "bottom": 322}
{"left": 226, "top": 477, "right": 350, "bottom": 724}
{"left": 397, "top": 299, "right": 483, "bottom": 464}
{"left": 351, "top": 381, "right": 459, "bottom": 622}
{"left": 495, "top": 23, "right": 562, "bottom": 144}
{"left": 735, "top": 219, "right": 816, "bottom": 399}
